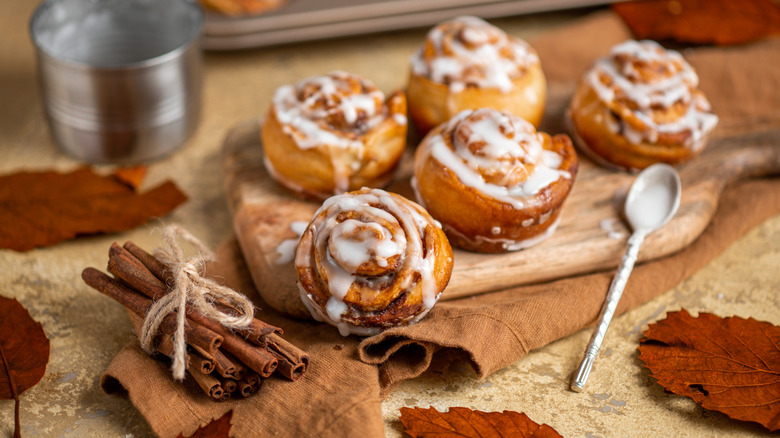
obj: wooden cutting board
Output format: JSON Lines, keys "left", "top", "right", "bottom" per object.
{"left": 222, "top": 85, "right": 780, "bottom": 319}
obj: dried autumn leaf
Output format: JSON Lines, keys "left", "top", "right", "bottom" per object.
{"left": 114, "top": 165, "right": 149, "bottom": 191}
{"left": 0, "top": 295, "right": 51, "bottom": 438}
{"left": 399, "top": 406, "right": 562, "bottom": 438}
{"left": 639, "top": 309, "right": 780, "bottom": 432}
{"left": 613, "top": 0, "right": 780, "bottom": 45}
{"left": 179, "top": 410, "right": 233, "bottom": 438}
{"left": 0, "top": 167, "right": 187, "bottom": 252}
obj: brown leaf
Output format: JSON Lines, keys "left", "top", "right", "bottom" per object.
{"left": 613, "top": 0, "right": 780, "bottom": 45}
{"left": 0, "top": 295, "right": 51, "bottom": 438}
{"left": 639, "top": 309, "right": 780, "bottom": 431}
{"left": 0, "top": 167, "right": 187, "bottom": 252}
{"left": 113, "top": 166, "right": 148, "bottom": 191}
{"left": 399, "top": 406, "right": 562, "bottom": 438}
{"left": 179, "top": 410, "right": 233, "bottom": 438}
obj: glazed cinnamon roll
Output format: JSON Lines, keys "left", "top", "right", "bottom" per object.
{"left": 413, "top": 108, "right": 578, "bottom": 253}
{"left": 569, "top": 40, "right": 718, "bottom": 170}
{"left": 407, "top": 16, "right": 546, "bottom": 134}
{"left": 262, "top": 71, "right": 407, "bottom": 200}
{"left": 295, "top": 188, "right": 453, "bottom": 336}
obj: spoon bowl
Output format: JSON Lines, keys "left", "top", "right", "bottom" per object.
{"left": 625, "top": 164, "right": 682, "bottom": 232}
{"left": 571, "top": 163, "right": 682, "bottom": 392}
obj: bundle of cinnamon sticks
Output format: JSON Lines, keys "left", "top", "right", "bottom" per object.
{"left": 82, "top": 241, "right": 309, "bottom": 401}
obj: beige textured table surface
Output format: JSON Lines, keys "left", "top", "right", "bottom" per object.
{"left": 1, "top": 2, "right": 779, "bottom": 437}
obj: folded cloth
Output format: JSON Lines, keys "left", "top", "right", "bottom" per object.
{"left": 100, "top": 11, "right": 780, "bottom": 438}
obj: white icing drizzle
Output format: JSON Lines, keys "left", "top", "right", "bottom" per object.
{"left": 600, "top": 217, "right": 627, "bottom": 240}
{"left": 334, "top": 220, "right": 403, "bottom": 269}
{"left": 272, "top": 71, "right": 391, "bottom": 194}
{"left": 586, "top": 40, "right": 718, "bottom": 148}
{"left": 275, "top": 221, "right": 311, "bottom": 265}
{"left": 325, "top": 297, "right": 348, "bottom": 326}
{"left": 296, "top": 188, "right": 442, "bottom": 336}
{"left": 275, "top": 240, "right": 298, "bottom": 265}
{"left": 291, "top": 221, "right": 309, "bottom": 235}
{"left": 422, "top": 108, "right": 570, "bottom": 209}
{"left": 410, "top": 16, "right": 539, "bottom": 93}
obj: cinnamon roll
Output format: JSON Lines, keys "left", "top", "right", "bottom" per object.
{"left": 568, "top": 40, "right": 718, "bottom": 170}
{"left": 295, "top": 188, "right": 453, "bottom": 336}
{"left": 262, "top": 71, "right": 408, "bottom": 200}
{"left": 413, "top": 108, "right": 578, "bottom": 253}
{"left": 407, "top": 16, "right": 546, "bottom": 134}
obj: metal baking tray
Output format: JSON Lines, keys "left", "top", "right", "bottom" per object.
{"left": 202, "top": 0, "right": 611, "bottom": 50}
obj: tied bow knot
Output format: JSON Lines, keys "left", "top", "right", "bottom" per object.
{"left": 138, "top": 225, "right": 255, "bottom": 380}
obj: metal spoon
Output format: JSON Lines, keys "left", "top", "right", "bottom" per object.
{"left": 571, "top": 163, "right": 681, "bottom": 392}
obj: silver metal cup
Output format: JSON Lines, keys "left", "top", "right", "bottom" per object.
{"left": 30, "top": 0, "right": 204, "bottom": 163}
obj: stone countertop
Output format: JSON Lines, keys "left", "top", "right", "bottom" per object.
{"left": 1, "top": 2, "right": 778, "bottom": 437}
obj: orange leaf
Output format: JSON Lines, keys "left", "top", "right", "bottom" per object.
{"left": 613, "top": 0, "right": 780, "bottom": 45}
{"left": 114, "top": 166, "right": 149, "bottom": 191}
{"left": 0, "top": 168, "right": 187, "bottom": 251}
{"left": 399, "top": 406, "right": 562, "bottom": 438}
{"left": 179, "top": 410, "right": 233, "bottom": 438}
{"left": 639, "top": 309, "right": 780, "bottom": 431}
{"left": 0, "top": 295, "right": 51, "bottom": 438}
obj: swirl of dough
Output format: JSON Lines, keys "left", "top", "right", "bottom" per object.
{"left": 295, "top": 188, "right": 453, "bottom": 336}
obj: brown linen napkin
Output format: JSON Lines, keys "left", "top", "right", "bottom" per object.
{"left": 101, "top": 178, "right": 780, "bottom": 437}
{"left": 100, "top": 11, "right": 780, "bottom": 438}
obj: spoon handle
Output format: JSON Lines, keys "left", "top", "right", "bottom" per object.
{"left": 571, "top": 229, "right": 647, "bottom": 392}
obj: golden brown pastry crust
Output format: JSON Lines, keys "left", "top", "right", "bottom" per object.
{"left": 413, "top": 108, "right": 578, "bottom": 253}
{"left": 569, "top": 40, "right": 718, "bottom": 171}
{"left": 408, "top": 65, "right": 546, "bottom": 134}
{"left": 200, "top": 0, "right": 286, "bottom": 16}
{"left": 407, "top": 16, "right": 546, "bottom": 134}
{"left": 296, "top": 188, "right": 453, "bottom": 335}
{"left": 262, "top": 71, "right": 407, "bottom": 201}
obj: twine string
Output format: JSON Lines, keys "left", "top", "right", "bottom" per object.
{"left": 138, "top": 225, "right": 255, "bottom": 380}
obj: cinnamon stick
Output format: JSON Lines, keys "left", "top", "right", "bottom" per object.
{"left": 127, "top": 313, "right": 194, "bottom": 372}
{"left": 123, "top": 241, "right": 170, "bottom": 283}
{"left": 238, "top": 371, "right": 262, "bottom": 397}
{"left": 212, "top": 348, "right": 238, "bottom": 379}
{"left": 264, "top": 333, "right": 309, "bottom": 381}
{"left": 108, "top": 243, "right": 167, "bottom": 298}
{"left": 219, "top": 332, "right": 277, "bottom": 378}
{"left": 189, "top": 350, "right": 215, "bottom": 375}
{"left": 156, "top": 333, "right": 176, "bottom": 359}
{"left": 238, "top": 379, "right": 257, "bottom": 397}
{"left": 187, "top": 366, "right": 223, "bottom": 400}
{"left": 215, "top": 302, "right": 283, "bottom": 343}
{"left": 189, "top": 343, "right": 215, "bottom": 363}
{"left": 221, "top": 377, "right": 238, "bottom": 394}
{"left": 82, "top": 268, "right": 222, "bottom": 355}
{"left": 109, "top": 247, "right": 280, "bottom": 377}
{"left": 242, "top": 371, "right": 260, "bottom": 388}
